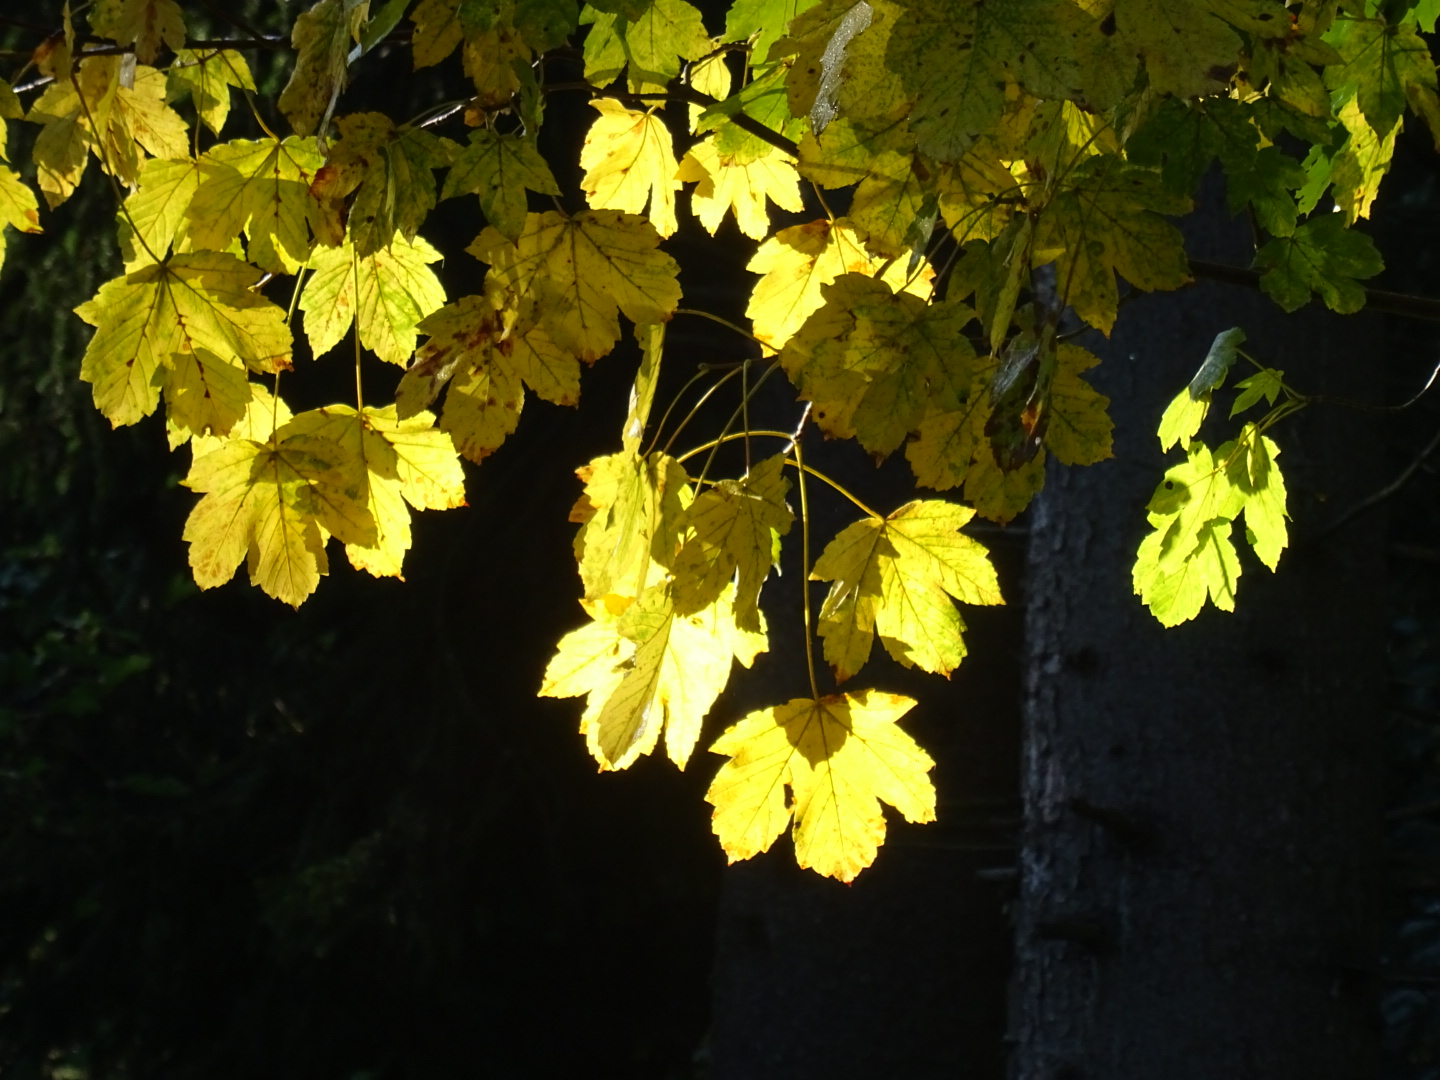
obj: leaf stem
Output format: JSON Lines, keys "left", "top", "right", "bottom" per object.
{"left": 661, "top": 364, "right": 745, "bottom": 456}
{"left": 673, "top": 307, "right": 776, "bottom": 353}
{"left": 791, "top": 405, "right": 821, "bottom": 702}
{"left": 351, "top": 244, "right": 364, "bottom": 411}
{"left": 677, "top": 432, "right": 884, "bottom": 519}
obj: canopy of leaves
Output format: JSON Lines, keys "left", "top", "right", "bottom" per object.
{"left": 7, "top": 0, "right": 1426, "bottom": 879}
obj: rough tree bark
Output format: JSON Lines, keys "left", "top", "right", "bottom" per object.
{"left": 1014, "top": 197, "right": 1386, "bottom": 1078}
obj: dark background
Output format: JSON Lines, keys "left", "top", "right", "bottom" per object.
{"left": 2, "top": 3, "right": 1440, "bottom": 1077}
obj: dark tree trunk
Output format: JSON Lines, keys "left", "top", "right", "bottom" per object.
{"left": 1014, "top": 201, "right": 1386, "bottom": 1077}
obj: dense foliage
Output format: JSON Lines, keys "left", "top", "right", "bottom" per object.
{"left": 1, "top": 0, "right": 1433, "bottom": 879}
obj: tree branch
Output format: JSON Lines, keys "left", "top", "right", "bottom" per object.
{"left": 1189, "top": 257, "right": 1440, "bottom": 324}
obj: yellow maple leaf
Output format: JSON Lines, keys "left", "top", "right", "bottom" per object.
{"left": 469, "top": 210, "right": 682, "bottom": 362}
{"left": 167, "top": 48, "right": 256, "bottom": 136}
{"left": 810, "top": 499, "right": 1003, "bottom": 682}
{"left": 543, "top": 584, "right": 766, "bottom": 770}
{"left": 399, "top": 292, "right": 579, "bottom": 462}
{"left": 745, "top": 217, "right": 933, "bottom": 351}
{"left": 28, "top": 57, "right": 187, "bottom": 208}
{"left": 463, "top": 24, "right": 532, "bottom": 106}
{"left": 181, "top": 420, "right": 375, "bottom": 607}
{"left": 187, "top": 135, "right": 325, "bottom": 274}
{"left": 279, "top": 0, "right": 370, "bottom": 138}
{"left": 300, "top": 232, "right": 446, "bottom": 365}
{"left": 580, "top": 100, "right": 681, "bottom": 239}
{"left": 574, "top": 448, "right": 690, "bottom": 601}
{"left": 281, "top": 404, "right": 465, "bottom": 577}
{"left": 74, "top": 251, "right": 294, "bottom": 430}
{"left": 706, "top": 689, "right": 935, "bottom": 882}
{"left": 0, "top": 165, "right": 42, "bottom": 274}
{"left": 89, "top": 0, "right": 186, "bottom": 64}
{"left": 677, "top": 136, "right": 804, "bottom": 241}
{"left": 309, "top": 112, "right": 457, "bottom": 256}
{"left": 163, "top": 346, "right": 254, "bottom": 439}
{"left": 122, "top": 157, "right": 201, "bottom": 262}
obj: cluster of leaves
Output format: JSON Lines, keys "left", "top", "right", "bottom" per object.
{"left": 1135, "top": 327, "right": 1297, "bottom": 626}
{"left": 2, "top": 0, "right": 1434, "bottom": 877}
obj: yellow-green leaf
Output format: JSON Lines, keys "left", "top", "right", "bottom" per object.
{"left": 187, "top": 136, "right": 326, "bottom": 274}
{"left": 745, "top": 217, "right": 932, "bottom": 351}
{"left": 74, "top": 251, "right": 294, "bottom": 428}
{"left": 310, "top": 112, "right": 457, "bottom": 255}
{"left": 300, "top": 232, "right": 446, "bottom": 364}
{"left": 469, "top": 209, "right": 682, "bottom": 361}
{"left": 167, "top": 49, "right": 255, "bottom": 135}
{"left": 281, "top": 403, "right": 465, "bottom": 576}
{"left": 706, "top": 689, "right": 934, "bottom": 882}
{"left": 574, "top": 448, "right": 690, "bottom": 600}
{"left": 443, "top": 129, "right": 560, "bottom": 242}
{"left": 810, "top": 499, "right": 1002, "bottom": 682}
{"left": 677, "top": 135, "right": 803, "bottom": 240}
{"left": 279, "top": 0, "right": 370, "bottom": 137}
{"left": 673, "top": 453, "right": 794, "bottom": 630}
{"left": 89, "top": 0, "right": 186, "bottom": 64}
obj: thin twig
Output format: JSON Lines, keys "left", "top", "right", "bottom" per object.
{"left": 1189, "top": 257, "right": 1440, "bottom": 324}
{"left": 1317, "top": 423, "right": 1440, "bottom": 537}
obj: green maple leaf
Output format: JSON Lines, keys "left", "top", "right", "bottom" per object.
{"left": 1156, "top": 326, "right": 1246, "bottom": 452}
{"left": 310, "top": 112, "right": 458, "bottom": 257}
{"left": 706, "top": 689, "right": 934, "bottom": 882}
{"left": 622, "top": 0, "right": 713, "bottom": 91}
{"left": 673, "top": 453, "right": 795, "bottom": 631}
{"left": 1037, "top": 155, "right": 1192, "bottom": 335}
{"left": 724, "top": 0, "right": 822, "bottom": 63}
{"left": 810, "top": 499, "right": 1002, "bottom": 682}
{"left": 696, "top": 64, "right": 806, "bottom": 164}
{"left": 74, "top": 251, "right": 293, "bottom": 430}
{"left": 886, "top": 0, "right": 1095, "bottom": 161}
{"left": 1127, "top": 97, "right": 1260, "bottom": 196}
{"left": 1115, "top": 0, "right": 1288, "bottom": 100}
{"left": 1226, "top": 145, "right": 1305, "bottom": 238}
{"left": 186, "top": 135, "right": 326, "bottom": 274}
{"left": 1133, "top": 426, "right": 1288, "bottom": 625}
{"left": 780, "top": 273, "right": 976, "bottom": 458}
{"left": 167, "top": 48, "right": 256, "bottom": 135}
{"left": 1324, "top": 17, "right": 1440, "bottom": 142}
{"left": 443, "top": 129, "right": 560, "bottom": 242}
{"left": 1255, "top": 214, "right": 1384, "bottom": 314}
{"left": 469, "top": 209, "right": 682, "bottom": 362}
{"left": 300, "top": 232, "right": 447, "bottom": 365}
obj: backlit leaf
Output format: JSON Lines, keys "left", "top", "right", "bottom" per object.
{"left": 167, "top": 49, "right": 255, "bottom": 136}
{"left": 706, "top": 689, "right": 935, "bottom": 882}
{"left": 300, "top": 232, "right": 447, "bottom": 364}
{"left": 1255, "top": 213, "right": 1384, "bottom": 314}
{"left": 673, "top": 453, "right": 794, "bottom": 630}
{"left": 279, "top": 0, "right": 370, "bottom": 138}
{"left": 187, "top": 136, "right": 326, "bottom": 274}
{"left": 677, "top": 136, "right": 803, "bottom": 240}
{"left": 310, "top": 112, "right": 458, "bottom": 256}
{"left": 89, "top": 0, "right": 186, "bottom": 64}
{"left": 443, "top": 129, "right": 560, "bottom": 242}
{"left": 810, "top": 499, "right": 1002, "bottom": 682}
{"left": 469, "top": 209, "right": 682, "bottom": 362}
{"left": 745, "top": 217, "right": 932, "bottom": 351}
{"left": 579, "top": 99, "right": 681, "bottom": 238}
{"left": 74, "top": 251, "right": 293, "bottom": 428}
